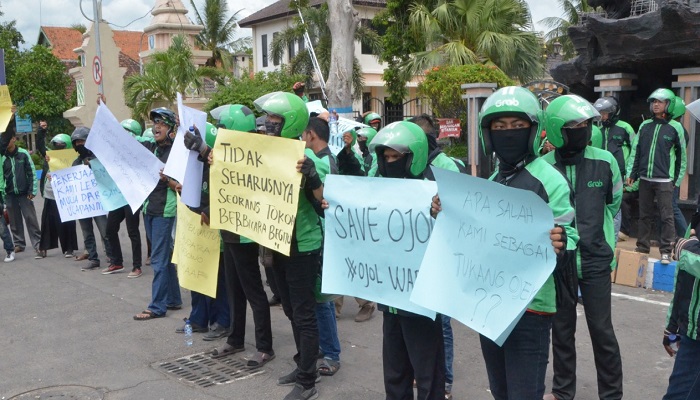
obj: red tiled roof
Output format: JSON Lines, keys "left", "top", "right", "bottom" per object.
{"left": 39, "top": 26, "right": 146, "bottom": 63}
{"left": 39, "top": 26, "right": 83, "bottom": 61}
{"left": 113, "top": 30, "right": 147, "bottom": 62}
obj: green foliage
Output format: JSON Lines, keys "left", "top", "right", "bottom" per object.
{"left": 189, "top": 0, "right": 249, "bottom": 69}
{"left": 442, "top": 142, "right": 467, "bottom": 158}
{"left": 418, "top": 64, "right": 514, "bottom": 119}
{"left": 374, "top": 0, "right": 434, "bottom": 103}
{"left": 31, "top": 151, "right": 45, "bottom": 170}
{"left": 539, "top": 0, "right": 595, "bottom": 61}
{"left": 204, "top": 68, "right": 308, "bottom": 114}
{"left": 124, "top": 34, "right": 225, "bottom": 120}
{"left": 406, "top": 0, "right": 543, "bottom": 84}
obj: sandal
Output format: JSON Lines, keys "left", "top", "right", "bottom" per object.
{"left": 317, "top": 359, "right": 340, "bottom": 376}
{"left": 133, "top": 310, "right": 164, "bottom": 321}
{"left": 246, "top": 352, "right": 276, "bottom": 369}
{"left": 167, "top": 304, "right": 182, "bottom": 310}
{"left": 211, "top": 344, "right": 245, "bottom": 359}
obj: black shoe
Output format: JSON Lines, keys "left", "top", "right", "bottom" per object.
{"left": 175, "top": 319, "right": 207, "bottom": 333}
{"left": 283, "top": 383, "right": 318, "bottom": 400}
{"left": 278, "top": 368, "right": 320, "bottom": 386}
{"left": 634, "top": 247, "right": 650, "bottom": 254}
{"left": 269, "top": 295, "right": 281, "bottom": 306}
{"left": 202, "top": 323, "right": 231, "bottom": 341}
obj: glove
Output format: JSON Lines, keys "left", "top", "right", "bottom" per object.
{"left": 300, "top": 157, "right": 322, "bottom": 190}
{"left": 184, "top": 126, "right": 208, "bottom": 154}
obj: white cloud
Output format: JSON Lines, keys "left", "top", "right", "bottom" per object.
{"left": 1, "top": 0, "right": 561, "bottom": 49}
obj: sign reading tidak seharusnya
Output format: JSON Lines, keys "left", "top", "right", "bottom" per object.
{"left": 210, "top": 129, "right": 305, "bottom": 256}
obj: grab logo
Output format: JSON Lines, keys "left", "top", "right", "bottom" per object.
{"left": 495, "top": 99, "right": 519, "bottom": 107}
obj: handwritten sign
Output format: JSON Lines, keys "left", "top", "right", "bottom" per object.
{"left": 47, "top": 149, "right": 77, "bottom": 172}
{"left": 437, "top": 118, "right": 461, "bottom": 139}
{"left": 410, "top": 168, "right": 556, "bottom": 345}
{"left": 86, "top": 102, "right": 164, "bottom": 213}
{"left": 0, "top": 85, "right": 12, "bottom": 132}
{"left": 174, "top": 198, "right": 221, "bottom": 298}
{"left": 210, "top": 129, "right": 304, "bottom": 256}
{"left": 322, "top": 175, "right": 437, "bottom": 318}
{"left": 163, "top": 93, "right": 205, "bottom": 208}
{"left": 51, "top": 165, "right": 108, "bottom": 221}
{"left": 89, "top": 159, "right": 128, "bottom": 211}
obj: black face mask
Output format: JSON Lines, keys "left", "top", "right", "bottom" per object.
{"left": 382, "top": 157, "right": 409, "bottom": 179}
{"left": 560, "top": 125, "right": 591, "bottom": 156}
{"left": 265, "top": 121, "right": 283, "bottom": 136}
{"left": 75, "top": 144, "right": 90, "bottom": 157}
{"left": 490, "top": 128, "right": 531, "bottom": 167}
{"left": 358, "top": 140, "right": 369, "bottom": 154}
{"left": 601, "top": 119, "right": 614, "bottom": 127}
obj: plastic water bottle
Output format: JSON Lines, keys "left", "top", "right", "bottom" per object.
{"left": 329, "top": 109, "right": 339, "bottom": 137}
{"left": 184, "top": 319, "right": 193, "bottom": 347}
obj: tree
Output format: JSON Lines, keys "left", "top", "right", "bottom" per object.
{"left": 406, "top": 0, "right": 543, "bottom": 84}
{"left": 326, "top": 0, "right": 359, "bottom": 112}
{"left": 374, "top": 0, "right": 435, "bottom": 103}
{"left": 123, "top": 35, "right": 223, "bottom": 119}
{"left": 270, "top": 2, "right": 381, "bottom": 101}
{"left": 539, "top": 0, "right": 594, "bottom": 60}
{"left": 189, "top": 0, "right": 249, "bottom": 69}
{"left": 205, "top": 68, "right": 308, "bottom": 113}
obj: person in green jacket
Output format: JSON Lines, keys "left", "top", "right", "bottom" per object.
{"left": 542, "top": 94, "right": 623, "bottom": 400}
{"left": 254, "top": 91, "right": 323, "bottom": 400}
{"left": 0, "top": 110, "right": 17, "bottom": 262}
{"left": 432, "top": 86, "right": 578, "bottom": 399}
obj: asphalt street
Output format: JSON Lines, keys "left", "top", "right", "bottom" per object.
{"left": 0, "top": 202, "right": 676, "bottom": 399}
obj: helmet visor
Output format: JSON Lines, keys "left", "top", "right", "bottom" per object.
{"left": 210, "top": 105, "right": 228, "bottom": 121}
{"left": 593, "top": 98, "right": 617, "bottom": 114}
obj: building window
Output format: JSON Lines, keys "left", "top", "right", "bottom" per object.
{"left": 79, "top": 54, "right": 86, "bottom": 67}
{"left": 299, "top": 37, "right": 305, "bottom": 51}
{"left": 273, "top": 32, "right": 280, "bottom": 66}
{"left": 76, "top": 79, "right": 85, "bottom": 106}
{"left": 361, "top": 19, "right": 385, "bottom": 55}
{"left": 262, "top": 34, "right": 268, "bottom": 67}
{"left": 288, "top": 41, "right": 296, "bottom": 61}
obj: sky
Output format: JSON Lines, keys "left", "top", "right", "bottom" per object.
{"left": 1, "top": 0, "right": 563, "bottom": 50}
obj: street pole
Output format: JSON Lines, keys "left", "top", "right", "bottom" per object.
{"left": 93, "top": 0, "right": 104, "bottom": 95}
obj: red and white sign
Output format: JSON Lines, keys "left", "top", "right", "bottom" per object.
{"left": 92, "top": 56, "right": 102, "bottom": 85}
{"left": 437, "top": 118, "right": 461, "bottom": 139}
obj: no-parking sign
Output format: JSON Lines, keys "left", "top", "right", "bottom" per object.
{"left": 92, "top": 56, "right": 102, "bottom": 85}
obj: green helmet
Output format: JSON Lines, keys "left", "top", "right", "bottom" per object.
{"left": 210, "top": 104, "right": 256, "bottom": 132}
{"left": 121, "top": 119, "right": 143, "bottom": 137}
{"left": 589, "top": 125, "right": 604, "bottom": 149}
{"left": 364, "top": 112, "right": 382, "bottom": 126}
{"left": 670, "top": 96, "right": 686, "bottom": 120}
{"left": 544, "top": 94, "right": 600, "bottom": 148}
{"left": 647, "top": 88, "right": 677, "bottom": 115}
{"left": 142, "top": 128, "right": 154, "bottom": 140}
{"left": 253, "top": 92, "right": 309, "bottom": 138}
{"left": 356, "top": 127, "right": 378, "bottom": 145}
{"left": 479, "top": 86, "right": 543, "bottom": 156}
{"left": 50, "top": 133, "right": 73, "bottom": 150}
{"left": 370, "top": 121, "right": 428, "bottom": 178}
{"left": 204, "top": 122, "right": 218, "bottom": 148}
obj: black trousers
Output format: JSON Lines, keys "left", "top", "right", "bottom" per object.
{"left": 272, "top": 251, "right": 320, "bottom": 389}
{"left": 222, "top": 242, "right": 273, "bottom": 353}
{"left": 106, "top": 205, "right": 142, "bottom": 268}
{"left": 382, "top": 312, "right": 445, "bottom": 400}
{"left": 39, "top": 198, "right": 78, "bottom": 253}
{"left": 637, "top": 180, "right": 674, "bottom": 253}
{"left": 620, "top": 190, "right": 638, "bottom": 236}
{"left": 552, "top": 268, "right": 623, "bottom": 400}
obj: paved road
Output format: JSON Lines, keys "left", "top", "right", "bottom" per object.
{"left": 0, "top": 209, "right": 676, "bottom": 399}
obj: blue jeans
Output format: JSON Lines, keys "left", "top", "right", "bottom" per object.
{"left": 613, "top": 210, "right": 621, "bottom": 243}
{"left": 663, "top": 335, "right": 700, "bottom": 400}
{"left": 188, "top": 255, "right": 230, "bottom": 329}
{"left": 673, "top": 186, "right": 688, "bottom": 238}
{"left": 0, "top": 200, "right": 13, "bottom": 253}
{"left": 79, "top": 215, "right": 112, "bottom": 263}
{"left": 480, "top": 312, "right": 552, "bottom": 400}
{"left": 442, "top": 315, "right": 454, "bottom": 387}
{"left": 144, "top": 215, "right": 181, "bottom": 316}
{"left": 316, "top": 301, "right": 341, "bottom": 362}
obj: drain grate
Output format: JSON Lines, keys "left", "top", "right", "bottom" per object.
{"left": 157, "top": 352, "right": 265, "bottom": 387}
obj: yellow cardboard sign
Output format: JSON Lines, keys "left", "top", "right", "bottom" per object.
{"left": 174, "top": 198, "right": 221, "bottom": 298}
{"left": 0, "top": 85, "right": 13, "bottom": 132}
{"left": 210, "top": 129, "right": 304, "bottom": 256}
{"left": 47, "top": 149, "right": 78, "bottom": 172}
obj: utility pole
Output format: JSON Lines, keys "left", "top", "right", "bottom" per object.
{"left": 93, "top": 0, "right": 104, "bottom": 95}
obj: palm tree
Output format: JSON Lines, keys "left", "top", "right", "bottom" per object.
{"left": 189, "top": 0, "right": 250, "bottom": 68}
{"left": 123, "top": 35, "right": 223, "bottom": 119}
{"left": 539, "top": 0, "right": 594, "bottom": 60}
{"left": 269, "top": 3, "right": 382, "bottom": 100}
{"left": 406, "top": 0, "right": 543, "bottom": 83}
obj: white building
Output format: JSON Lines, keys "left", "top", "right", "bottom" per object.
{"left": 239, "top": 0, "right": 428, "bottom": 122}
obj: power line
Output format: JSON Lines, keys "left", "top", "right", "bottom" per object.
{"left": 108, "top": 4, "right": 157, "bottom": 29}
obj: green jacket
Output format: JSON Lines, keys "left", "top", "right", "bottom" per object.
{"left": 628, "top": 118, "right": 686, "bottom": 186}
{"left": 288, "top": 148, "right": 327, "bottom": 254}
{"left": 667, "top": 237, "right": 700, "bottom": 340}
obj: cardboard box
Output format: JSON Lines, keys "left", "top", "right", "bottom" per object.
{"left": 615, "top": 249, "right": 648, "bottom": 287}
{"left": 652, "top": 261, "right": 676, "bottom": 292}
